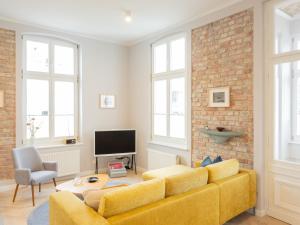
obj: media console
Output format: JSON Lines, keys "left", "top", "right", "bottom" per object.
{"left": 94, "top": 129, "right": 137, "bottom": 175}
{"left": 95, "top": 154, "right": 136, "bottom": 175}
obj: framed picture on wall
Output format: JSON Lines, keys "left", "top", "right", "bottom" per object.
{"left": 208, "top": 87, "right": 230, "bottom": 107}
{"left": 100, "top": 94, "right": 115, "bottom": 108}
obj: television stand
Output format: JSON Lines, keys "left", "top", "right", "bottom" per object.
{"left": 95, "top": 154, "right": 137, "bottom": 175}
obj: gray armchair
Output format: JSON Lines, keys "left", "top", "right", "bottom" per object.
{"left": 12, "top": 146, "right": 58, "bottom": 206}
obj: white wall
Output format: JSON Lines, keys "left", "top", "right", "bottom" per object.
{"left": 0, "top": 19, "right": 130, "bottom": 173}
{"left": 128, "top": 0, "right": 266, "bottom": 214}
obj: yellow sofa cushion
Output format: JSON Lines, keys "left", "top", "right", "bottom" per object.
{"left": 83, "top": 186, "right": 125, "bottom": 211}
{"left": 98, "top": 178, "right": 165, "bottom": 218}
{"left": 142, "top": 165, "right": 208, "bottom": 197}
{"left": 206, "top": 159, "right": 239, "bottom": 183}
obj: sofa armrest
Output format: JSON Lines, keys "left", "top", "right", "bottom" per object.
{"left": 43, "top": 161, "right": 57, "bottom": 172}
{"left": 239, "top": 168, "right": 256, "bottom": 207}
{"left": 50, "top": 191, "right": 110, "bottom": 225}
{"left": 15, "top": 168, "right": 31, "bottom": 185}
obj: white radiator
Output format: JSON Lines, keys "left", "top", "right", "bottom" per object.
{"left": 39, "top": 147, "right": 80, "bottom": 177}
{"left": 147, "top": 149, "right": 180, "bottom": 170}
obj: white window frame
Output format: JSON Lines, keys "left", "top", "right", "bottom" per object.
{"left": 22, "top": 35, "right": 80, "bottom": 145}
{"left": 151, "top": 33, "right": 187, "bottom": 147}
{"left": 291, "top": 59, "right": 300, "bottom": 141}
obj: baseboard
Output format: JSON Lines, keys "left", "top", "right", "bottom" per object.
{"left": 136, "top": 166, "right": 147, "bottom": 173}
{"left": 0, "top": 179, "right": 14, "bottom": 185}
{"left": 255, "top": 209, "right": 266, "bottom": 217}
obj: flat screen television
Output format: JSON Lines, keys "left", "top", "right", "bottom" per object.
{"left": 94, "top": 129, "right": 136, "bottom": 156}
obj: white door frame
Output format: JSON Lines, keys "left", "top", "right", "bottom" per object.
{"left": 264, "top": 0, "right": 300, "bottom": 224}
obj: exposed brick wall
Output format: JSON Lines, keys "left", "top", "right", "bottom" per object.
{"left": 191, "top": 9, "right": 253, "bottom": 168}
{"left": 0, "top": 28, "right": 16, "bottom": 179}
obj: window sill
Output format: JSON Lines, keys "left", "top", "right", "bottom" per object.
{"left": 288, "top": 141, "right": 300, "bottom": 145}
{"left": 148, "top": 141, "right": 188, "bottom": 151}
{"left": 36, "top": 142, "right": 84, "bottom": 150}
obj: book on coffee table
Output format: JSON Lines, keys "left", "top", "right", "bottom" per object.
{"left": 103, "top": 180, "right": 130, "bottom": 189}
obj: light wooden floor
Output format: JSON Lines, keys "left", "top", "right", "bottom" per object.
{"left": 0, "top": 171, "right": 289, "bottom": 225}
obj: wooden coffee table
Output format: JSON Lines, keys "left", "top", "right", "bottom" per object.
{"left": 56, "top": 174, "right": 110, "bottom": 197}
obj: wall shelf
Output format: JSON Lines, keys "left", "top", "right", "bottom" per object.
{"left": 200, "top": 128, "right": 244, "bottom": 144}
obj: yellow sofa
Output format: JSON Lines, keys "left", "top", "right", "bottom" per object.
{"left": 50, "top": 159, "right": 256, "bottom": 225}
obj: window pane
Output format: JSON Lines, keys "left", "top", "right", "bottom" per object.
{"left": 170, "top": 38, "right": 185, "bottom": 71}
{"left": 154, "top": 115, "right": 167, "bottom": 136}
{"left": 170, "top": 77, "right": 185, "bottom": 114}
{"left": 274, "top": 2, "right": 300, "bottom": 54}
{"left": 153, "top": 44, "right": 167, "bottom": 74}
{"left": 274, "top": 61, "right": 300, "bottom": 163}
{"left": 55, "top": 81, "right": 74, "bottom": 115}
{"left": 55, "top": 115, "right": 74, "bottom": 137}
{"left": 154, "top": 80, "right": 167, "bottom": 114}
{"left": 54, "top": 81, "right": 74, "bottom": 137}
{"left": 54, "top": 45, "right": 75, "bottom": 75}
{"left": 26, "top": 79, "right": 49, "bottom": 138}
{"left": 170, "top": 115, "right": 185, "bottom": 139}
{"left": 26, "top": 40, "right": 49, "bottom": 72}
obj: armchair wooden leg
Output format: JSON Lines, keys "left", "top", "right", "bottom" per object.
{"left": 31, "top": 184, "right": 35, "bottom": 207}
{"left": 53, "top": 178, "right": 57, "bottom": 187}
{"left": 12, "top": 184, "right": 19, "bottom": 202}
{"left": 39, "top": 183, "right": 41, "bottom": 192}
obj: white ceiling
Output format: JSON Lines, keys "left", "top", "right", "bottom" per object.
{"left": 0, "top": 0, "right": 241, "bottom": 45}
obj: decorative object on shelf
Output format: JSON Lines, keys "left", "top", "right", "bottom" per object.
{"left": 216, "top": 127, "right": 225, "bottom": 132}
{"left": 208, "top": 87, "right": 230, "bottom": 107}
{"left": 100, "top": 94, "right": 115, "bottom": 108}
{"left": 200, "top": 128, "right": 243, "bottom": 144}
{"left": 0, "top": 90, "right": 4, "bottom": 108}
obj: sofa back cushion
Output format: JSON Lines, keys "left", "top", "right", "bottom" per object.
{"left": 206, "top": 159, "right": 239, "bottom": 183}
{"left": 98, "top": 178, "right": 165, "bottom": 218}
{"left": 143, "top": 165, "right": 208, "bottom": 197}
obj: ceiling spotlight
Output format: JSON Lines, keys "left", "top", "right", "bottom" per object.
{"left": 124, "top": 11, "right": 132, "bottom": 23}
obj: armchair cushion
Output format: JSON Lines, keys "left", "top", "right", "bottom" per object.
{"left": 12, "top": 146, "right": 43, "bottom": 171}
{"left": 43, "top": 161, "right": 58, "bottom": 172}
{"left": 31, "top": 171, "right": 57, "bottom": 184}
{"left": 15, "top": 168, "right": 31, "bottom": 185}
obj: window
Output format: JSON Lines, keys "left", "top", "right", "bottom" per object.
{"left": 292, "top": 60, "right": 300, "bottom": 140}
{"left": 151, "top": 34, "right": 187, "bottom": 145}
{"left": 23, "top": 35, "right": 79, "bottom": 144}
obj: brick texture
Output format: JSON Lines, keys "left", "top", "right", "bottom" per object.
{"left": 0, "top": 28, "right": 16, "bottom": 179}
{"left": 191, "top": 9, "right": 253, "bottom": 168}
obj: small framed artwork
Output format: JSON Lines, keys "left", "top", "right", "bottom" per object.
{"left": 208, "top": 87, "right": 230, "bottom": 107}
{"left": 0, "top": 90, "right": 3, "bottom": 108}
{"left": 100, "top": 94, "right": 115, "bottom": 109}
